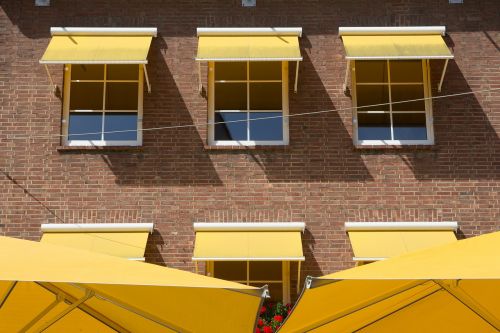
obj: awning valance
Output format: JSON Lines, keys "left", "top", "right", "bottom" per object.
{"left": 195, "top": 28, "right": 303, "bottom": 61}
{"left": 40, "top": 27, "right": 157, "bottom": 64}
{"left": 192, "top": 222, "right": 305, "bottom": 261}
{"left": 345, "top": 222, "right": 458, "bottom": 261}
{"left": 40, "top": 223, "right": 153, "bottom": 261}
{"left": 339, "top": 26, "right": 453, "bottom": 60}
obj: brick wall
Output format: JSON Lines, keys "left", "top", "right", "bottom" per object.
{"left": 0, "top": 0, "right": 499, "bottom": 282}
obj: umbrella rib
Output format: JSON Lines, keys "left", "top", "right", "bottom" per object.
{"left": 0, "top": 281, "right": 17, "bottom": 309}
{"left": 435, "top": 280, "right": 500, "bottom": 331}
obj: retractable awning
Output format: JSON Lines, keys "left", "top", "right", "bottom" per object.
{"left": 41, "top": 223, "right": 154, "bottom": 261}
{"left": 339, "top": 26, "right": 454, "bottom": 92}
{"left": 345, "top": 222, "right": 458, "bottom": 262}
{"left": 192, "top": 222, "right": 305, "bottom": 261}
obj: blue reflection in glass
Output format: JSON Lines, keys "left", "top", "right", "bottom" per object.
{"left": 104, "top": 113, "right": 138, "bottom": 141}
{"left": 68, "top": 113, "right": 102, "bottom": 140}
{"left": 393, "top": 113, "right": 427, "bottom": 140}
{"left": 214, "top": 112, "right": 247, "bottom": 141}
{"left": 249, "top": 112, "right": 283, "bottom": 141}
{"left": 358, "top": 113, "right": 391, "bottom": 140}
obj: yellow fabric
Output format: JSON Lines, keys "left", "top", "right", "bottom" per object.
{"left": 348, "top": 230, "right": 457, "bottom": 259}
{"left": 196, "top": 35, "right": 302, "bottom": 61}
{"left": 41, "top": 232, "right": 149, "bottom": 259}
{"left": 342, "top": 35, "right": 453, "bottom": 59}
{"left": 40, "top": 35, "right": 153, "bottom": 64}
{"left": 193, "top": 231, "right": 304, "bottom": 260}
{"left": 280, "top": 232, "right": 500, "bottom": 333}
{"left": 0, "top": 236, "right": 263, "bottom": 333}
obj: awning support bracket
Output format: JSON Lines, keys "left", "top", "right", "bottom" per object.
{"left": 19, "top": 293, "right": 65, "bottom": 333}
{"left": 198, "top": 62, "right": 203, "bottom": 94}
{"left": 44, "top": 64, "right": 57, "bottom": 93}
{"left": 143, "top": 64, "right": 151, "bottom": 94}
{"left": 297, "top": 261, "right": 301, "bottom": 294}
{"left": 342, "top": 60, "right": 350, "bottom": 94}
{"left": 294, "top": 61, "right": 300, "bottom": 93}
{"left": 438, "top": 59, "right": 449, "bottom": 93}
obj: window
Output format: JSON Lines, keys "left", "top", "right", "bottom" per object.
{"left": 208, "top": 61, "right": 288, "bottom": 146}
{"left": 62, "top": 64, "right": 143, "bottom": 146}
{"left": 207, "top": 261, "right": 292, "bottom": 302}
{"left": 352, "top": 60, "right": 433, "bottom": 145}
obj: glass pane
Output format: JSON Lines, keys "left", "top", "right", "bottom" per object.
{"left": 213, "top": 261, "right": 247, "bottom": 281}
{"left": 71, "top": 64, "right": 104, "bottom": 80}
{"left": 355, "top": 61, "right": 388, "bottom": 83}
{"left": 215, "top": 83, "right": 247, "bottom": 110}
{"left": 214, "top": 112, "right": 247, "bottom": 141}
{"left": 391, "top": 85, "right": 425, "bottom": 111}
{"left": 393, "top": 113, "right": 427, "bottom": 140}
{"left": 249, "top": 62, "right": 281, "bottom": 80}
{"left": 215, "top": 62, "right": 247, "bottom": 81}
{"left": 70, "top": 82, "right": 104, "bottom": 110}
{"left": 390, "top": 60, "right": 423, "bottom": 83}
{"left": 68, "top": 113, "right": 102, "bottom": 140}
{"left": 249, "top": 262, "right": 282, "bottom": 281}
{"left": 356, "top": 85, "right": 389, "bottom": 111}
{"left": 249, "top": 83, "right": 282, "bottom": 110}
{"left": 249, "top": 112, "right": 283, "bottom": 141}
{"left": 106, "top": 83, "right": 138, "bottom": 110}
{"left": 107, "top": 65, "right": 139, "bottom": 80}
{"left": 357, "top": 113, "right": 391, "bottom": 140}
{"left": 104, "top": 113, "right": 138, "bottom": 141}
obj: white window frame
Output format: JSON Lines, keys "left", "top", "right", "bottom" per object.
{"left": 207, "top": 61, "right": 289, "bottom": 146}
{"left": 62, "top": 64, "right": 144, "bottom": 146}
{"left": 352, "top": 59, "right": 434, "bottom": 146}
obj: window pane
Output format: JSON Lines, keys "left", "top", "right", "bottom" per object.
{"left": 70, "top": 82, "right": 104, "bottom": 110}
{"left": 249, "top": 262, "right": 282, "bottom": 281}
{"left": 357, "top": 113, "right": 391, "bottom": 140}
{"left": 71, "top": 64, "right": 104, "bottom": 80}
{"left": 356, "top": 85, "right": 389, "bottom": 111}
{"left": 393, "top": 113, "right": 427, "bottom": 140}
{"left": 249, "top": 112, "right": 283, "bottom": 141}
{"left": 107, "top": 65, "right": 139, "bottom": 80}
{"left": 391, "top": 85, "right": 425, "bottom": 111}
{"left": 215, "top": 83, "right": 247, "bottom": 110}
{"left": 213, "top": 261, "right": 247, "bottom": 281}
{"left": 104, "top": 113, "right": 138, "bottom": 141}
{"left": 106, "top": 83, "right": 139, "bottom": 110}
{"left": 68, "top": 113, "right": 102, "bottom": 140}
{"left": 214, "top": 112, "right": 247, "bottom": 141}
{"left": 249, "top": 83, "right": 282, "bottom": 110}
{"left": 215, "top": 62, "right": 247, "bottom": 81}
{"left": 355, "top": 61, "right": 388, "bottom": 83}
{"left": 249, "top": 62, "right": 281, "bottom": 80}
{"left": 390, "top": 60, "right": 423, "bottom": 83}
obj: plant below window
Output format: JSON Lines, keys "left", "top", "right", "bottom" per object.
{"left": 256, "top": 301, "right": 293, "bottom": 333}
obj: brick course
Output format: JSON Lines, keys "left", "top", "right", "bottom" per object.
{"left": 0, "top": 0, "right": 499, "bottom": 288}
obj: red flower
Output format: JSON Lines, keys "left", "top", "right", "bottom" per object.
{"left": 273, "top": 315, "right": 284, "bottom": 323}
{"left": 258, "top": 319, "right": 264, "bottom": 327}
{"left": 263, "top": 326, "right": 273, "bottom": 333}
{"left": 260, "top": 306, "right": 267, "bottom": 314}
{"left": 287, "top": 309, "right": 292, "bottom": 316}
{"left": 255, "top": 328, "right": 261, "bottom": 333}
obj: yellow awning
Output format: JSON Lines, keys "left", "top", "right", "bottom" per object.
{"left": 40, "top": 223, "right": 152, "bottom": 260}
{"left": 40, "top": 28, "right": 156, "bottom": 64}
{"left": 348, "top": 230, "right": 457, "bottom": 260}
{"left": 192, "top": 223, "right": 305, "bottom": 261}
{"left": 280, "top": 231, "right": 500, "bottom": 333}
{"left": 0, "top": 236, "right": 265, "bottom": 333}
{"left": 196, "top": 28, "right": 302, "bottom": 61}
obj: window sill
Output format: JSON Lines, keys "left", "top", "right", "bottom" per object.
{"left": 56, "top": 146, "right": 144, "bottom": 153}
{"left": 204, "top": 145, "right": 289, "bottom": 151}
{"left": 354, "top": 144, "right": 437, "bottom": 151}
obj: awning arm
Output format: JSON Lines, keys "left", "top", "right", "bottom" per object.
{"left": 342, "top": 60, "right": 350, "bottom": 94}
{"left": 438, "top": 58, "right": 449, "bottom": 93}
{"left": 0, "top": 281, "right": 17, "bottom": 309}
{"left": 297, "top": 261, "right": 301, "bottom": 294}
{"left": 143, "top": 64, "right": 151, "bottom": 93}
{"left": 198, "top": 62, "right": 203, "bottom": 94}
{"left": 294, "top": 61, "right": 299, "bottom": 93}
{"left": 19, "top": 293, "right": 65, "bottom": 332}
{"left": 44, "top": 64, "right": 57, "bottom": 93}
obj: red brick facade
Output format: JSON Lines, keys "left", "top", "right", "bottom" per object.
{"left": 0, "top": 0, "right": 499, "bottom": 290}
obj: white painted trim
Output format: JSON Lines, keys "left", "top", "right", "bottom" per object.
{"left": 346, "top": 55, "right": 453, "bottom": 60}
{"left": 353, "top": 257, "right": 387, "bottom": 262}
{"left": 339, "top": 26, "right": 446, "bottom": 36}
{"left": 196, "top": 57, "right": 303, "bottom": 62}
{"left": 41, "top": 223, "right": 154, "bottom": 233}
{"left": 66, "top": 140, "right": 140, "bottom": 146}
{"left": 128, "top": 257, "right": 146, "bottom": 261}
{"left": 50, "top": 27, "right": 157, "bottom": 37}
{"left": 40, "top": 60, "right": 148, "bottom": 65}
{"left": 192, "top": 257, "right": 305, "bottom": 261}
{"left": 193, "top": 222, "right": 305, "bottom": 232}
{"left": 345, "top": 222, "right": 458, "bottom": 231}
{"left": 197, "top": 27, "right": 302, "bottom": 37}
